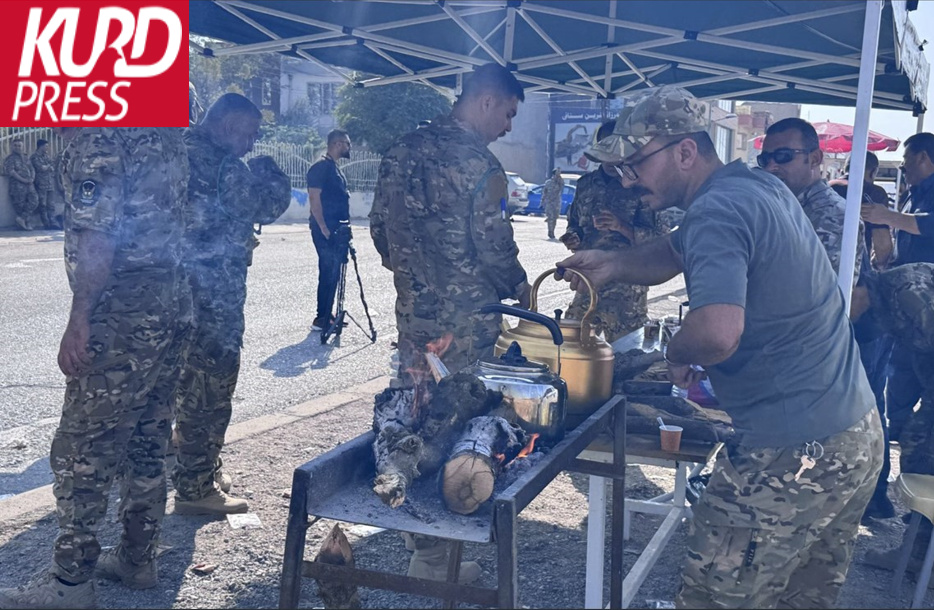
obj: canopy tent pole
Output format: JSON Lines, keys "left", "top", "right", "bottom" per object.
{"left": 838, "top": 0, "right": 883, "bottom": 311}
{"left": 918, "top": 113, "right": 926, "bottom": 134}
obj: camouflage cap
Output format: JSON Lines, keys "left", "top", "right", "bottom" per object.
{"left": 586, "top": 85, "right": 710, "bottom": 163}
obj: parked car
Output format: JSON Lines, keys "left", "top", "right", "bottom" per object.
{"left": 520, "top": 184, "right": 576, "bottom": 216}
{"left": 506, "top": 172, "right": 530, "bottom": 213}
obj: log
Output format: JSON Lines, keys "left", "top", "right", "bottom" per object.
{"left": 371, "top": 373, "right": 503, "bottom": 508}
{"left": 314, "top": 524, "right": 361, "bottom": 609}
{"left": 416, "top": 373, "right": 502, "bottom": 476}
{"left": 614, "top": 348, "right": 665, "bottom": 383}
{"left": 441, "top": 416, "right": 528, "bottom": 515}
{"left": 373, "top": 388, "right": 423, "bottom": 508}
{"left": 627, "top": 399, "right": 733, "bottom": 443}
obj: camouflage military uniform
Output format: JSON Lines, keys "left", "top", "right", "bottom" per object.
{"left": 4, "top": 150, "right": 38, "bottom": 220}
{"left": 797, "top": 179, "right": 865, "bottom": 287}
{"left": 370, "top": 113, "right": 529, "bottom": 378}
{"left": 679, "top": 409, "right": 883, "bottom": 609}
{"left": 51, "top": 128, "right": 188, "bottom": 583}
{"left": 866, "top": 263, "right": 934, "bottom": 477}
{"left": 32, "top": 148, "right": 56, "bottom": 227}
{"left": 541, "top": 175, "right": 563, "bottom": 238}
{"left": 563, "top": 168, "right": 661, "bottom": 342}
{"left": 172, "top": 126, "right": 291, "bottom": 501}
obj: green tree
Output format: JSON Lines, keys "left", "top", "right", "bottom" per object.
{"left": 334, "top": 77, "right": 452, "bottom": 154}
{"left": 262, "top": 98, "right": 324, "bottom": 149}
{"left": 189, "top": 36, "right": 279, "bottom": 110}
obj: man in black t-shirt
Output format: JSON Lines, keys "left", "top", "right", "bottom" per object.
{"left": 307, "top": 129, "right": 351, "bottom": 330}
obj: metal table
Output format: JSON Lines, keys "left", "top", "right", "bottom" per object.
{"left": 279, "top": 395, "right": 627, "bottom": 609}
{"left": 579, "top": 434, "right": 722, "bottom": 608}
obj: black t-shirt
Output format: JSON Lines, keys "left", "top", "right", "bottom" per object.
{"left": 306, "top": 156, "right": 349, "bottom": 232}
{"left": 896, "top": 173, "right": 934, "bottom": 266}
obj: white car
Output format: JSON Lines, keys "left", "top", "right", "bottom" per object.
{"left": 506, "top": 172, "right": 529, "bottom": 213}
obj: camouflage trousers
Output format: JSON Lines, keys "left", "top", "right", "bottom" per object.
{"left": 395, "top": 311, "right": 502, "bottom": 387}
{"left": 565, "top": 282, "right": 648, "bottom": 343}
{"left": 677, "top": 408, "right": 883, "bottom": 609}
{"left": 899, "top": 354, "right": 934, "bottom": 478}
{"left": 35, "top": 187, "right": 54, "bottom": 223}
{"left": 9, "top": 182, "right": 38, "bottom": 217}
{"left": 545, "top": 207, "right": 560, "bottom": 238}
{"left": 171, "top": 347, "right": 240, "bottom": 501}
{"left": 50, "top": 307, "right": 183, "bottom": 583}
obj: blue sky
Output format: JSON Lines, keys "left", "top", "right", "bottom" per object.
{"left": 800, "top": 3, "right": 934, "bottom": 161}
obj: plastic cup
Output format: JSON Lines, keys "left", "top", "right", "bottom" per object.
{"left": 659, "top": 425, "right": 683, "bottom": 453}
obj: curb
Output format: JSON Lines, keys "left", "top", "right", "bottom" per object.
{"left": 0, "top": 375, "right": 391, "bottom": 522}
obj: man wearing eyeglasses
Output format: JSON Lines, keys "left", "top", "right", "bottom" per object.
{"left": 559, "top": 120, "right": 662, "bottom": 343}
{"left": 557, "top": 85, "right": 881, "bottom": 609}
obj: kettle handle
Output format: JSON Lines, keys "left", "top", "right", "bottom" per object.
{"left": 477, "top": 303, "right": 564, "bottom": 346}
{"left": 531, "top": 267, "right": 598, "bottom": 348}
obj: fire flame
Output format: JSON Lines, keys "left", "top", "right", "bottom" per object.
{"left": 516, "top": 433, "right": 540, "bottom": 459}
{"left": 426, "top": 333, "right": 454, "bottom": 357}
{"left": 404, "top": 366, "right": 429, "bottom": 418}
{"left": 492, "top": 453, "right": 506, "bottom": 464}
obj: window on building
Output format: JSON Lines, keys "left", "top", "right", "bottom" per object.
{"left": 306, "top": 83, "right": 339, "bottom": 115}
{"left": 715, "top": 125, "right": 733, "bottom": 163}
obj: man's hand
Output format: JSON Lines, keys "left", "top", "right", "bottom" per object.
{"left": 861, "top": 203, "right": 891, "bottom": 225}
{"left": 554, "top": 249, "right": 622, "bottom": 293}
{"left": 58, "top": 316, "right": 92, "bottom": 376}
{"left": 592, "top": 210, "right": 636, "bottom": 241}
{"left": 559, "top": 231, "right": 580, "bottom": 251}
{"left": 668, "top": 362, "right": 706, "bottom": 389}
{"left": 320, "top": 225, "right": 331, "bottom": 239}
{"left": 517, "top": 282, "right": 532, "bottom": 309}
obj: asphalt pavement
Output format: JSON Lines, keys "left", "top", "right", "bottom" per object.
{"left": 0, "top": 215, "right": 685, "bottom": 499}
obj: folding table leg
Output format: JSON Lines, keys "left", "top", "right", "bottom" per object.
{"left": 280, "top": 470, "right": 310, "bottom": 609}
{"left": 443, "top": 540, "right": 464, "bottom": 609}
{"left": 495, "top": 499, "right": 518, "bottom": 609}
{"left": 585, "top": 475, "right": 607, "bottom": 609}
{"left": 893, "top": 512, "right": 922, "bottom": 596}
{"left": 911, "top": 521, "right": 934, "bottom": 608}
{"left": 610, "top": 397, "right": 626, "bottom": 610}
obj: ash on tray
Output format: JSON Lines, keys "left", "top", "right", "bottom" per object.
{"left": 494, "top": 447, "right": 551, "bottom": 493}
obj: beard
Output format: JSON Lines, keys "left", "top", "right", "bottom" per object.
{"left": 341, "top": 149, "right": 351, "bottom": 159}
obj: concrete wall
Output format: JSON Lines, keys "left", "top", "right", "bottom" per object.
{"left": 0, "top": 178, "right": 14, "bottom": 228}
{"left": 488, "top": 93, "right": 551, "bottom": 185}
{"left": 276, "top": 188, "right": 374, "bottom": 225}
{"left": 0, "top": 185, "right": 375, "bottom": 229}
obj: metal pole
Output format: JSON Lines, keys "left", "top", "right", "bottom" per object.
{"left": 838, "top": 0, "right": 882, "bottom": 311}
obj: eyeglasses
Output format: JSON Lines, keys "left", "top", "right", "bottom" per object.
{"left": 615, "top": 138, "right": 686, "bottom": 182}
{"left": 756, "top": 147, "right": 815, "bottom": 168}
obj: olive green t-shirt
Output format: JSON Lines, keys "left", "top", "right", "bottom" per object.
{"left": 671, "top": 161, "right": 873, "bottom": 447}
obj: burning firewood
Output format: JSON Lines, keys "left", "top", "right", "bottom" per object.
{"left": 441, "top": 416, "right": 529, "bottom": 515}
{"left": 372, "top": 372, "right": 503, "bottom": 508}
{"left": 313, "top": 524, "right": 361, "bottom": 609}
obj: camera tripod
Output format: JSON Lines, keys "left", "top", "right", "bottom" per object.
{"left": 321, "top": 230, "right": 377, "bottom": 346}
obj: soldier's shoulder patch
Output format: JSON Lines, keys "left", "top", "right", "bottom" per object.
{"left": 77, "top": 180, "right": 99, "bottom": 206}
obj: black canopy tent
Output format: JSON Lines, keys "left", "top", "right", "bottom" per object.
{"left": 189, "top": 0, "right": 927, "bottom": 110}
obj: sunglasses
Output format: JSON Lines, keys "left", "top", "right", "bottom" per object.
{"left": 756, "top": 147, "right": 815, "bottom": 168}
{"left": 615, "top": 138, "right": 687, "bottom": 182}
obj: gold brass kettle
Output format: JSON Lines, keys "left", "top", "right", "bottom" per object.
{"left": 492, "top": 268, "right": 614, "bottom": 429}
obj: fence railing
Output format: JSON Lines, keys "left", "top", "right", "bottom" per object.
{"left": 0, "top": 128, "right": 66, "bottom": 163}
{"left": 247, "top": 141, "right": 381, "bottom": 192}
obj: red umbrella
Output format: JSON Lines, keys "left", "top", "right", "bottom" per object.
{"left": 752, "top": 121, "right": 900, "bottom": 152}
